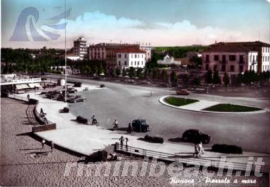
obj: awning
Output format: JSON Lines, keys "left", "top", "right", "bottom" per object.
{"left": 16, "top": 84, "right": 30, "bottom": 90}
{"left": 28, "top": 83, "right": 41, "bottom": 88}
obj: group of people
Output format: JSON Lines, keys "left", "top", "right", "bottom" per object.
{"left": 193, "top": 141, "right": 204, "bottom": 158}
{"left": 119, "top": 136, "right": 129, "bottom": 151}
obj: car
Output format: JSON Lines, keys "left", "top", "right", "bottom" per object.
{"left": 67, "top": 87, "right": 77, "bottom": 93}
{"left": 132, "top": 119, "right": 150, "bottom": 132}
{"left": 100, "top": 84, "right": 105, "bottom": 88}
{"left": 182, "top": 129, "right": 211, "bottom": 144}
{"left": 67, "top": 95, "right": 86, "bottom": 103}
{"left": 176, "top": 89, "right": 190, "bottom": 95}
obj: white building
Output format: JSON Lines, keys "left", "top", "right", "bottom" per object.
{"left": 73, "top": 37, "right": 87, "bottom": 59}
{"left": 157, "top": 55, "right": 181, "bottom": 65}
{"left": 139, "top": 43, "right": 152, "bottom": 62}
{"left": 116, "top": 48, "right": 146, "bottom": 69}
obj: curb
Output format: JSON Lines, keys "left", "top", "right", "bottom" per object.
{"left": 159, "top": 96, "right": 269, "bottom": 114}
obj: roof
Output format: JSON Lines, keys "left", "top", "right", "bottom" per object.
{"left": 116, "top": 48, "right": 146, "bottom": 54}
{"left": 203, "top": 41, "right": 270, "bottom": 53}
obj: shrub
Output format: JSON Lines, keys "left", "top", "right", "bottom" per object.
{"left": 212, "top": 144, "right": 243, "bottom": 154}
{"left": 63, "top": 107, "right": 69, "bottom": 113}
{"left": 76, "top": 116, "right": 88, "bottom": 124}
{"left": 144, "top": 135, "right": 164, "bottom": 144}
{"left": 100, "top": 84, "right": 105, "bottom": 88}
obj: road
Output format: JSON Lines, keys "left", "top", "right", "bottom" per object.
{"left": 44, "top": 75, "right": 270, "bottom": 153}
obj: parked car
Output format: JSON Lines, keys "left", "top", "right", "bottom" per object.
{"left": 182, "top": 129, "right": 211, "bottom": 144}
{"left": 176, "top": 89, "right": 190, "bottom": 95}
{"left": 67, "top": 87, "right": 77, "bottom": 93}
{"left": 132, "top": 119, "right": 150, "bottom": 132}
{"left": 67, "top": 95, "right": 86, "bottom": 103}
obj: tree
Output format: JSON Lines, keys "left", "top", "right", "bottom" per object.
{"left": 182, "top": 73, "right": 189, "bottom": 84}
{"left": 223, "top": 72, "right": 230, "bottom": 87}
{"left": 129, "top": 67, "right": 135, "bottom": 78}
{"left": 205, "top": 70, "right": 213, "bottom": 84}
{"left": 213, "top": 70, "right": 221, "bottom": 84}
{"left": 193, "top": 77, "right": 201, "bottom": 85}
{"left": 170, "top": 71, "right": 178, "bottom": 85}
{"left": 111, "top": 69, "right": 116, "bottom": 77}
{"left": 92, "top": 66, "right": 98, "bottom": 75}
{"left": 85, "top": 65, "right": 91, "bottom": 75}
{"left": 152, "top": 69, "right": 158, "bottom": 79}
{"left": 122, "top": 68, "right": 127, "bottom": 77}
{"left": 161, "top": 69, "right": 168, "bottom": 82}
{"left": 137, "top": 68, "right": 143, "bottom": 79}
{"left": 98, "top": 64, "right": 104, "bottom": 75}
{"left": 116, "top": 68, "right": 121, "bottom": 77}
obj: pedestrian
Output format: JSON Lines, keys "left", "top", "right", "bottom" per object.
{"left": 127, "top": 123, "right": 132, "bottom": 134}
{"left": 193, "top": 143, "right": 199, "bottom": 158}
{"left": 114, "top": 119, "right": 119, "bottom": 130}
{"left": 119, "top": 136, "right": 124, "bottom": 149}
{"left": 125, "top": 137, "right": 129, "bottom": 151}
{"left": 198, "top": 141, "right": 204, "bottom": 156}
{"left": 50, "top": 141, "right": 54, "bottom": 151}
{"left": 41, "top": 139, "right": 46, "bottom": 149}
{"left": 27, "top": 94, "right": 30, "bottom": 101}
{"left": 150, "top": 90, "right": 153, "bottom": 96}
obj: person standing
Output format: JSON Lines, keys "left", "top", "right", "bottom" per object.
{"left": 193, "top": 143, "right": 199, "bottom": 158}
{"left": 127, "top": 123, "right": 132, "bottom": 134}
{"left": 199, "top": 141, "right": 204, "bottom": 156}
{"left": 119, "top": 136, "right": 124, "bottom": 149}
{"left": 125, "top": 137, "right": 129, "bottom": 151}
{"left": 50, "top": 141, "right": 54, "bottom": 151}
{"left": 114, "top": 119, "right": 119, "bottom": 130}
{"left": 27, "top": 94, "right": 30, "bottom": 102}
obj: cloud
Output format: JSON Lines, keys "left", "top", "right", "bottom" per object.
{"left": 3, "top": 10, "right": 264, "bottom": 48}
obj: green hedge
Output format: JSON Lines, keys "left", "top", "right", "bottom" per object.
{"left": 204, "top": 104, "right": 261, "bottom": 112}
{"left": 212, "top": 144, "right": 243, "bottom": 154}
{"left": 165, "top": 97, "right": 198, "bottom": 106}
{"left": 144, "top": 135, "right": 164, "bottom": 144}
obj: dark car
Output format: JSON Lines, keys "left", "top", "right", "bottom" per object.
{"left": 176, "top": 89, "right": 190, "bottom": 95}
{"left": 182, "top": 129, "right": 211, "bottom": 144}
{"left": 67, "top": 95, "right": 86, "bottom": 103}
{"left": 132, "top": 119, "right": 150, "bottom": 132}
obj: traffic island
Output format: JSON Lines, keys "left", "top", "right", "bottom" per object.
{"left": 203, "top": 104, "right": 262, "bottom": 112}
{"left": 164, "top": 96, "right": 199, "bottom": 106}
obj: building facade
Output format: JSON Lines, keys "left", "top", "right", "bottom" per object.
{"left": 73, "top": 37, "right": 87, "bottom": 59}
{"left": 202, "top": 41, "right": 270, "bottom": 75}
{"left": 88, "top": 43, "right": 149, "bottom": 68}
{"left": 116, "top": 48, "right": 146, "bottom": 69}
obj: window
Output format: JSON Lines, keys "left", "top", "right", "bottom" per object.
{"left": 221, "top": 65, "right": 226, "bottom": 71}
{"left": 214, "top": 55, "right": 219, "bottom": 61}
{"left": 230, "top": 65, "right": 235, "bottom": 72}
{"left": 119, "top": 61, "right": 121, "bottom": 65}
{"left": 229, "top": 55, "right": 236, "bottom": 61}
{"left": 206, "top": 64, "right": 209, "bottom": 70}
{"left": 125, "top": 54, "right": 127, "bottom": 58}
{"left": 118, "top": 54, "right": 121, "bottom": 58}
{"left": 239, "top": 55, "right": 244, "bottom": 63}
{"left": 124, "top": 61, "right": 127, "bottom": 66}
{"left": 239, "top": 65, "right": 243, "bottom": 72}
{"left": 135, "top": 54, "right": 137, "bottom": 58}
{"left": 131, "top": 61, "right": 133, "bottom": 65}
{"left": 214, "top": 65, "right": 218, "bottom": 71}
{"left": 206, "top": 55, "right": 209, "bottom": 62}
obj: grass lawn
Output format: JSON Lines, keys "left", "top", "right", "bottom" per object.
{"left": 164, "top": 97, "right": 198, "bottom": 107}
{"left": 204, "top": 104, "right": 262, "bottom": 112}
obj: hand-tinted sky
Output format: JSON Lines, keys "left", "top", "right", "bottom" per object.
{"left": 2, "top": 0, "right": 270, "bottom": 48}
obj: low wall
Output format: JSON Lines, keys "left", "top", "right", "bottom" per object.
{"left": 32, "top": 123, "right": 56, "bottom": 132}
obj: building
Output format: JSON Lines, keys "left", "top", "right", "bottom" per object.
{"left": 116, "top": 48, "right": 146, "bottom": 69}
{"left": 157, "top": 55, "right": 181, "bottom": 65}
{"left": 202, "top": 41, "right": 270, "bottom": 75}
{"left": 139, "top": 43, "right": 152, "bottom": 62}
{"left": 88, "top": 43, "right": 149, "bottom": 68}
{"left": 187, "top": 51, "right": 202, "bottom": 59}
{"left": 73, "top": 37, "right": 87, "bottom": 59}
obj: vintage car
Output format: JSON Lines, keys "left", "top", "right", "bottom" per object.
{"left": 176, "top": 89, "right": 190, "bottom": 95}
{"left": 182, "top": 129, "right": 211, "bottom": 144}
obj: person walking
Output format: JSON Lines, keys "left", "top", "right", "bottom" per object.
{"left": 114, "top": 119, "right": 119, "bottom": 130}
{"left": 119, "top": 136, "right": 124, "bottom": 149}
{"left": 27, "top": 94, "right": 30, "bottom": 101}
{"left": 198, "top": 141, "right": 204, "bottom": 156}
{"left": 41, "top": 139, "right": 46, "bottom": 149}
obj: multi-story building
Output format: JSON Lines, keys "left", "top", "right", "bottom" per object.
{"left": 202, "top": 41, "right": 270, "bottom": 75}
{"left": 88, "top": 43, "right": 149, "bottom": 68}
{"left": 116, "top": 48, "right": 146, "bottom": 69}
{"left": 139, "top": 43, "right": 152, "bottom": 62}
{"left": 73, "top": 37, "right": 87, "bottom": 59}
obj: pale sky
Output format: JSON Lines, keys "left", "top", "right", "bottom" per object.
{"left": 1, "top": 0, "right": 270, "bottom": 48}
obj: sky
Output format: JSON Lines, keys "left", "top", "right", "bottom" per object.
{"left": 1, "top": 0, "right": 270, "bottom": 49}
